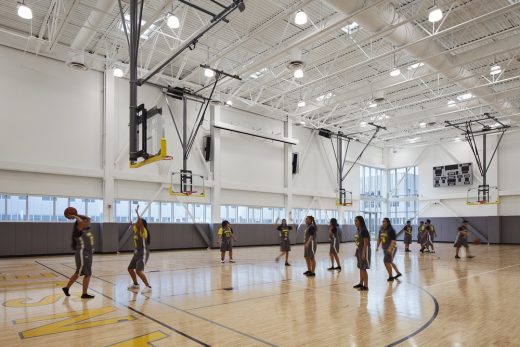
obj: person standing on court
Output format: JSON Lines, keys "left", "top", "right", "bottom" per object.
{"left": 426, "top": 219, "right": 437, "bottom": 253}
{"left": 303, "top": 216, "right": 317, "bottom": 277}
{"left": 402, "top": 220, "right": 413, "bottom": 252}
{"left": 454, "top": 220, "right": 475, "bottom": 259}
{"left": 127, "top": 207, "right": 152, "bottom": 294}
{"left": 418, "top": 220, "right": 428, "bottom": 253}
{"left": 353, "top": 215, "right": 371, "bottom": 291}
{"left": 377, "top": 218, "right": 402, "bottom": 282}
{"left": 327, "top": 218, "right": 341, "bottom": 271}
{"left": 274, "top": 217, "right": 293, "bottom": 266}
{"left": 62, "top": 214, "right": 95, "bottom": 299}
{"left": 218, "top": 220, "right": 236, "bottom": 263}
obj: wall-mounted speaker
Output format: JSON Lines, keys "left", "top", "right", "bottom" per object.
{"left": 292, "top": 152, "right": 299, "bottom": 174}
{"left": 203, "top": 135, "right": 211, "bottom": 161}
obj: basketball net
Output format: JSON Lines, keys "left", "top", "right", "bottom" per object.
{"left": 156, "top": 159, "right": 172, "bottom": 176}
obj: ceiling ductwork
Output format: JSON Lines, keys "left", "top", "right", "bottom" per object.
{"left": 66, "top": 0, "right": 118, "bottom": 71}
{"left": 323, "top": 0, "right": 515, "bottom": 117}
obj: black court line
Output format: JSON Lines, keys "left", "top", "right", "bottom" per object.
{"left": 385, "top": 285, "right": 440, "bottom": 347}
{"left": 34, "top": 261, "right": 211, "bottom": 347}
{"left": 58, "top": 262, "right": 278, "bottom": 347}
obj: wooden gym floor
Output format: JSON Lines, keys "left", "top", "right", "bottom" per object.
{"left": 0, "top": 243, "right": 519, "bottom": 346}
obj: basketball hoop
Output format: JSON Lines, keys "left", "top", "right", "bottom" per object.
{"left": 466, "top": 185, "right": 500, "bottom": 205}
{"left": 169, "top": 170, "right": 206, "bottom": 198}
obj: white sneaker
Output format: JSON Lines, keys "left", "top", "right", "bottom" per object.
{"left": 221, "top": 260, "right": 225, "bottom": 263}
{"left": 127, "top": 284, "right": 140, "bottom": 291}
{"left": 141, "top": 286, "right": 152, "bottom": 294}
{"left": 229, "top": 259, "right": 235, "bottom": 263}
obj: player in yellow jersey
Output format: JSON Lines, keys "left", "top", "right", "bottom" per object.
{"left": 127, "top": 207, "right": 152, "bottom": 294}
{"left": 218, "top": 220, "right": 236, "bottom": 263}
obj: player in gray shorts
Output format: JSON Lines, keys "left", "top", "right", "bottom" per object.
{"left": 377, "top": 218, "right": 402, "bottom": 282}
{"left": 62, "top": 214, "right": 95, "bottom": 299}
{"left": 275, "top": 218, "right": 293, "bottom": 266}
{"left": 353, "top": 216, "right": 371, "bottom": 291}
{"left": 218, "top": 220, "right": 236, "bottom": 263}
{"left": 303, "top": 216, "right": 317, "bottom": 277}
{"left": 127, "top": 207, "right": 152, "bottom": 294}
{"left": 327, "top": 218, "right": 341, "bottom": 272}
{"left": 454, "top": 221, "right": 474, "bottom": 259}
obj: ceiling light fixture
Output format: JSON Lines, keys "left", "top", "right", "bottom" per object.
{"left": 456, "top": 93, "right": 473, "bottom": 101}
{"left": 294, "top": 68, "right": 304, "bottom": 79}
{"left": 113, "top": 67, "right": 124, "bottom": 78}
{"left": 225, "top": 100, "right": 233, "bottom": 106}
{"left": 390, "top": 68, "right": 401, "bottom": 77}
{"left": 490, "top": 65, "right": 502, "bottom": 75}
{"left": 428, "top": 4, "right": 443, "bottom": 23}
{"left": 17, "top": 1, "right": 33, "bottom": 19}
{"left": 294, "top": 10, "right": 308, "bottom": 25}
{"left": 419, "top": 122, "right": 427, "bottom": 128}
{"left": 360, "top": 121, "right": 367, "bottom": 127}
{"left": 297, "top": 100, "right": 306, "bottom": 107}
{"left": 447, "top": 100, "right": 456, "bottom": 107}
{"left": 166, "top": 13, "right": 180, "bottom": 29}
{"left": 204, "top": 68, "right": 215, "bottom": 78}
{"left": 454, "top": 137, "right": 462, "bottom": 142}
{"left": 369, "top": 102, "right": 377, "bottom": 108}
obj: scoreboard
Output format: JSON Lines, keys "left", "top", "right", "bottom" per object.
{"left": 433, "top": 163, "right": 473, "bottom": 187}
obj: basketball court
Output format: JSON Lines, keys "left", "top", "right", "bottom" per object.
{"left": 1, "top": 0, "right": 520, "bottom": 346}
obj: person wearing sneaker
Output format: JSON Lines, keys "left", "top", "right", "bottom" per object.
{"left": 127, "top": 207, "right": 152, "bottom": 294}
{"left": 327, "top": 218, "right": 341, "bottom": 272}
{"left": 303, "top": 216, "right": 317, "bottom": 277}
{"left": 426, "top": 219, "right": 437, "bottom": 253}
{"left": 218, "top": 220, "right": 236, "bottom": 263}
{"left": 402, "top": 220, "right": 413, "bottom": 252}
{"left": 454, "top": 221, "right": 474, "bottom": 259}
{"left": 418, "top": 221, "right": 427, "bottom": 253}
{"left": 274, "top": 217, "right": 293, "bottom": 266}
{"left": 376, "top": 218, "right": 402, "bottom": 282}
{"left": 353, "top": 216, "right": 371, "bottom": 291}
{"left": 62, "top": 214, "right": 95, "bottom": 299}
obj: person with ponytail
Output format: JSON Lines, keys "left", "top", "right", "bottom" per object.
{"left": 376, "top": 218, "right": 402, "bottom": 282}
{"left": 327, "top": 218, "right": 341, "bottom": 271}
{"left": 127, "top": 207, "right": 152, "bottom": 294}
{"left": 353, "top": 215, "right": 371, "bottom": 291}
{"left": 303, "top": 215, "right": 317, "bottom": 277}
{"left": 62, "top": 214, "right": 95, "bottom": 299}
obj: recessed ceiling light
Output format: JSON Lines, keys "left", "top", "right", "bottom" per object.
{"left": 17, "top": 2, "right": 32, "bottom": 19}
{"left": 167, "top": 14, "right": 180, "bottom": 29}
{"left": 360, "top": 121, "right": 367, "bottom": 127}
{"left": 297, "top": 100, "right": 306, "bottom": 107}
{"left": 447, "top": 100, "right": 456, "bottom": 107}
{"left": 369, "top": 102, "right": 377, "bottom": 108}
{"left": 294, "top": 10, "right": 308, "bottom": 25}
{"left": 299, "top": 121, "right": 306, "bottom": 126}
{"left": 294, "top": 69, "right": 304, "bottom": 79}
{"left": 390, "top": 68, "right": 401, "bottom": 77}
{"left": 419, "top": 122, "right": 427, "bottom": 128}
{"left": 428, "top": 6, "right": 443, "bottom": 23}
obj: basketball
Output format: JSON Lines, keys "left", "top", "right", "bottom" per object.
{"left": 64, "top": 207, "right": 77, "bottom": 219}
{"left": 474, "top": 237, "right": 481, "bottom": 245}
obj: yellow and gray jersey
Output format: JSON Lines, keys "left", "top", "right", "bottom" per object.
{"left": 218, "top": 227, "right": 234, "bottom": 240}
{"left": 133, "top": 225, "right": 149, "bottom": 251}
{"left": 73, "top": 228, "right": 94, "bottom": 276}
{"left": 74, "top": 228, "right": 94, "bottom": 252}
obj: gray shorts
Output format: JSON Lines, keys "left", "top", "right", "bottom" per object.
{"left": 280, "top": 238, "right": 291, "bottom": 252}
{"left": 74, "top": 249, "right": 93, "bottom": 276}
{"left": 128, "top": 249, "right": 149, "bottom": 272}
{"left": 220, "top": 239, "right": 232, "bottom": 252}
{"left": 383, "top": 248, "right": 397, "bottom": 263}
{"left": 304, "top": 240, "right": 317, "bottom": 258}
{"left": 356, "top": 248, "right": 371, "bottom": 270}
{"left": 329, "top": 237, "right": 340, "bottom": 254}
{"left": 404, "top": 233, "right": 412, "bottom": 244}
{"left": 454, "top": 238, "right": 468, "bottom": 248}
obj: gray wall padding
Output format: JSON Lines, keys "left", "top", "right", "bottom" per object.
{"left": 1, "top": 217, "right": 519, "bottom": 257}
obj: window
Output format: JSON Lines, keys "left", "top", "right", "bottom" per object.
{"left": 228, "top": 205, "right": 237, "bottom": 223}
{"left": 69, "top": 198, "right": 86, "bottom": 216}
{"left": 388, "top": 166, "right": 419, "bottom": 224}
{"left": 343, "top": 210, "right": 355, "bottom": 224}
{"left": 87, "top": 199, "right": 103, "bottom": 222}
{"left": 205, "top": 204, "right": 212, "bottom": 223}
{"left": 28, "top": 196, "right": 53, "bottom": 221}
{"left": 360, "top": 165, "right": 384, "bottom": 197}
{"left": 248, "top": 207, "right": 261, "bottom": 223}
{"left": 262, "top": 207, "right": 273, "bottom": 223}
{"left": 115, "top": 200, "right": 130, "bottom": 223}
{"left": 149, "top": 202, "right": 160, "bottom": 223}
{"left": 237, "top": 206, "right": 247, "bottom": 223}
{"left": 161, "top": 202, "right": 172, "bottom": 222}
{"left": 194, "top": 204, "right": 204, "bottom": 223}
{"left": 0, "top": 195, "right": 5, "bottom": 220}
{"left": 174, "top": 203, "right": 187, "bottom": 223}
{"left": 6, "top": 195, "right": 27, "bottom": 221}
{"left": 55, "top": 197, "right": 69, "bottom": 222}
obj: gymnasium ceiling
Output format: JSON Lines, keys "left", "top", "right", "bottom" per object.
{"left": 1, "top": 0, "right": 520, "bottom": 148}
